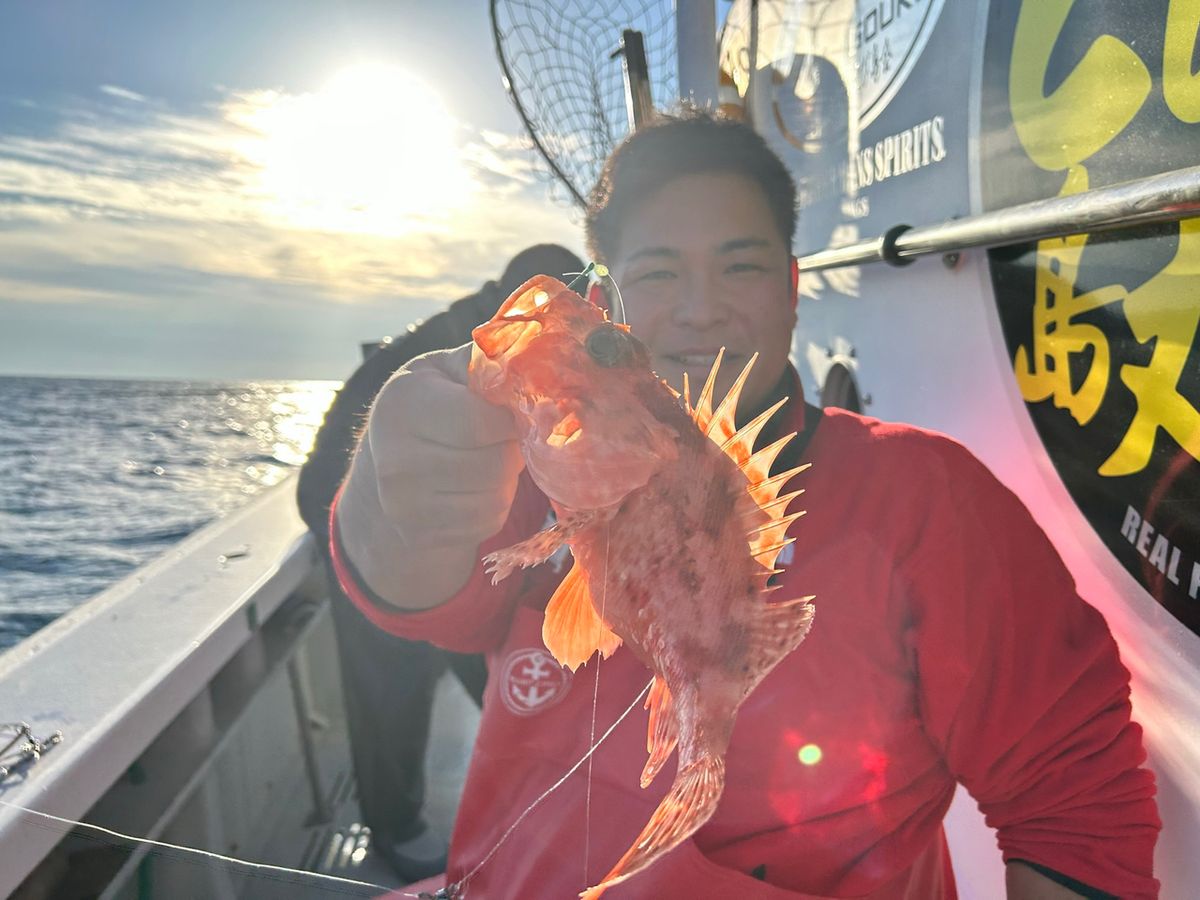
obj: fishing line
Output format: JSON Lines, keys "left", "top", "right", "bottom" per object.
{"left": 0, "top": 798, "right": 393, "bottom": 896}
{"left": 583, "top": 521, "right": 611, "bottom": 885}
{"left": 449, "top": 676, "right": 653, "bottom": 897}
{"left": 597, "top": 266, "right": 627, "bottom": 326}
{"left": 563, "top": 262, "right": 626, "bottom": 326}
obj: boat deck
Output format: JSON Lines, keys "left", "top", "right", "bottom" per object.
{"left": 283, "top": 669, "right": 479, "bottom": 899}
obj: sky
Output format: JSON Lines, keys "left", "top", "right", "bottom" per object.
{"left": 0, "top": 0, "right": 592, "bottom": 380}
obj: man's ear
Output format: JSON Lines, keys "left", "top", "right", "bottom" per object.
{"left": 789, "top": 256, "right": 800, "bottom": 310}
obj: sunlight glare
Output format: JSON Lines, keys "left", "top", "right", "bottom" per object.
{"left": 239, "top": 62, "right": 472, "bottom": 235}
{"left": 798, "top": 743, "right": 822, "bottom": 766}
{"left": 269, "top": 385, "right": 338, "bottom": 465}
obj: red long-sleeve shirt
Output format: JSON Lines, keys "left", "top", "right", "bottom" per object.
{"left": 332, "top": 393, "right": 1159, "bottom": 898}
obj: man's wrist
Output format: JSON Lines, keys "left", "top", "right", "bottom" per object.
{"left": 1005, "top": 860, "right": 1111, "bottom": 900}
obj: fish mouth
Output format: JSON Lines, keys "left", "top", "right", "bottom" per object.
{"left": 470, "top": 318, "right": 543, "bottom": 392}
{"left": 545, "top": 410, "right": 583, "bottom": 448}
{"left": 473, "top": 317, "right": 542, "bottom": 360}
{"left": 529, "top": 398, "right": 586, "bottom": 450}
{"left": 524, "top": 397, "right": 672, "bottom": 509}
{"left": 526, "top": 427, "right": 663, "bottom": 510}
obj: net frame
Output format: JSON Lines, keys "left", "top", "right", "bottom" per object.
{"left": 489, "top": 0, "right": 679, "bottom": 210}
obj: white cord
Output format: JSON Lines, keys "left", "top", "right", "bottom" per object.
{"left": 0, "top": 798, "right": 391, "bottom": 894}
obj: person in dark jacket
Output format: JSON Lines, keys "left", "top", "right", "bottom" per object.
{"left": 296, "top": 243, "right": 584, "bottom": 881}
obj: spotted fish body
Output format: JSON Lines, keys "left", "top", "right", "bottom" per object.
{"left": 468, "top": 275, "right": 814, "bottom": 899}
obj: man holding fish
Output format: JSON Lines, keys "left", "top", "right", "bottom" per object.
{"left": 331, "top": 110, "right": 1160, "bottom": 898}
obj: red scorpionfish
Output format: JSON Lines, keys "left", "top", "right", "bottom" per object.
{"left": 468, "top": 274, "right": 815, "bottom": 898}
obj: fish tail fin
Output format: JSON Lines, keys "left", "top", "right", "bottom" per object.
{"left": 580, "top": 754, "right": 725, "bottom": 899}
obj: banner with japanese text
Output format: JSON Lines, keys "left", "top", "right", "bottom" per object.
{"left": 980, "top": 0, "right": 1200, "bottom": 636}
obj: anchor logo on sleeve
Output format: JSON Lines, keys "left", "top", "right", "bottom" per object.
{"left": 499, "top": 648, "right": 573, "bottom": 716}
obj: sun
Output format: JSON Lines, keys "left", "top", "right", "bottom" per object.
{"left": 238, "top": 62, "right": 473, "bottom": 235}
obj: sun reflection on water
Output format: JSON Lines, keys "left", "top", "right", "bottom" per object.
{"left": 0, "top": 377, "right": 342, "bottom": 650}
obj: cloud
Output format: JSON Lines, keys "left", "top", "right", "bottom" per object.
{"left": 99, "top": 85, "right": 149, "bottom": 103}
{"left": 0, "top": 83, "right": 580, "bottom": 312}
{"left": 0, "top": 81, "right": 585, "bottom": 378}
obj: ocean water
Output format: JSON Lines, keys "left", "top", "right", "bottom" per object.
{"left": 0, "top": 376, "right": 338, "bottom": 652}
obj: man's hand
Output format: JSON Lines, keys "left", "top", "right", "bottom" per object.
{"left": 335, "top": 343, "right": 526, "bottom": 609}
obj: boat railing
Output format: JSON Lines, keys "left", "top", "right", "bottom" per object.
{"left": 797, "top": 165, "right": 1200, "bottom": 273}
{"left": 0, "top": 476, "right": 332, "bottom": 897}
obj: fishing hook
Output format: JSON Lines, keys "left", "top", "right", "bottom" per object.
{"left": 564, "top": 263, "right": 627, "bottom": 326}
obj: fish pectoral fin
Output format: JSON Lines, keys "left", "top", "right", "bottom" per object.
{"left": 483, "top": 511, "right": 597, "bottom": 583}
{"left": 581, "top": 754, "right": 726, "bottom": 900}
{"left": 482, "top": 526, "right": 567, "bottom": 584}
{"left": 542, "top": 561, "right": 622, "bottom": 672}
{"left": 640, "top": 676, "right": 678, "bottom": 788}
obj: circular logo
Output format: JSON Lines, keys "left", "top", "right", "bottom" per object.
{"left": 853, "top": 0, "right": 946, "bottom": 128}
{"left": 499, "top": 648, "right": 572, "bottom": 717}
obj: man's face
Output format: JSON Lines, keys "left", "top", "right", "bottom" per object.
{"left": 608, "top": 172, "right": 796, "bottom": 416}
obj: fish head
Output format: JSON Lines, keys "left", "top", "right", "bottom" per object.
{"left": 469, "top": 274, "right": 679, "bottom": 511}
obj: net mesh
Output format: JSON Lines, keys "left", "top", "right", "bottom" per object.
{"left": 490, "top": 0, "right": 678, "bottom": 210}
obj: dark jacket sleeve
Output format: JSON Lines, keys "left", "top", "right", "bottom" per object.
{"left": 296, "top": 282, "right": 505, "bottom": 545}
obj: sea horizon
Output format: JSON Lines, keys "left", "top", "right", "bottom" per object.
{"left": 0, "top": 371, "right": 347, "bottom": 385}
{"left": 0, "top": 375, "right": 338, "bottom": 651}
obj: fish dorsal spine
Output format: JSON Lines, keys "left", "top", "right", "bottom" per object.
{"left": 692, "top": 352, "right": 810, "bottom": 573}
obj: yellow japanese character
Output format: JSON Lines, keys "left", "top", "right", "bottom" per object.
{"left": 1013, "top": 170, "right": 1124, "bottom": 425}
{"left": 1099, "top": 217, "right": 1200, "bottom": 476}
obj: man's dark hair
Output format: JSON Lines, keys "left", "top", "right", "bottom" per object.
{"left": 585, "top": 106, "right": 797, "bottom": 263}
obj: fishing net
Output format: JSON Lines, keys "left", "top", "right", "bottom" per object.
{"left": 489, "top": 0, "right": 679, "bottom": 210}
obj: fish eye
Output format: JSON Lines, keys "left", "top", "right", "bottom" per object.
{"left": 585, "top": 324, "right": 634, "bottom": 368}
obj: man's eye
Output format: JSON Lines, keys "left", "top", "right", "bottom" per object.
{"left": 631, "top": 270, "right": 676, "bottom": 284}
{"left": 726, "top": 262, "right": 766, "bottom": 274}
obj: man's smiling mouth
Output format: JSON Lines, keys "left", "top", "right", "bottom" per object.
{"left": 664, "top": 351, "right": 737, "bottom": 367}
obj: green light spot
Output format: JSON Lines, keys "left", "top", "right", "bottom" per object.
{"left": 798, "top": 743, "right": 822, "bottom": 766}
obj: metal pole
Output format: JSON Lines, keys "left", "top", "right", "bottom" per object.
{"left": 676, "top": 0, "right": 718, "bottom": 108}
{"left": 797, "top": 165, "right": 1200, "bottom": 273}
{"left": 617, "top": 30, "right": 654, "bottom": 130}
{"left": 287, "top": 655, "right": 332, "bottom": 823}
{"left": 746, "top": 0, "right": 761, "bottom": 128}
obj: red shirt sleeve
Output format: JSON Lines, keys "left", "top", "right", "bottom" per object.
{"left": 329, "top": 471, "right": 548, "bottom": 654}
{"left": 896, "top": 433, "right": 1160, "bottom": 898}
